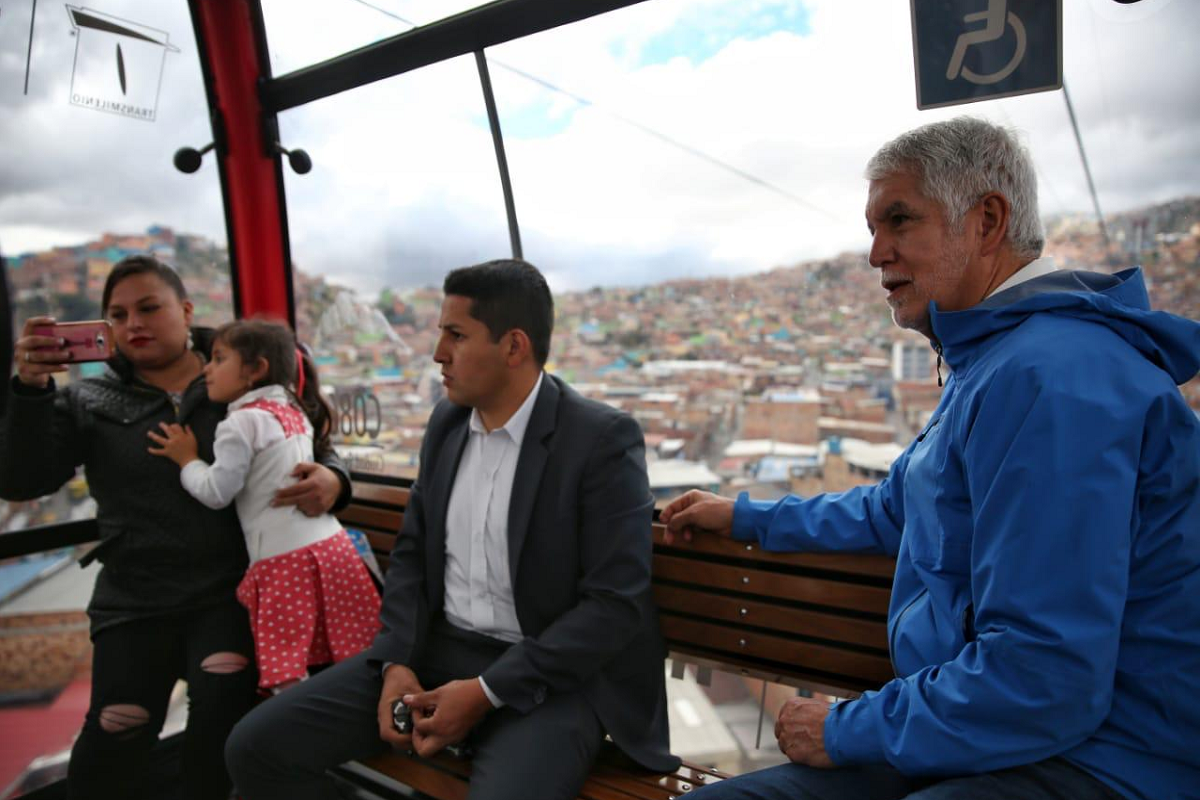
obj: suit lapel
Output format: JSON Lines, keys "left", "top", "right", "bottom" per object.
{"left": 427, "top": 414, "right": 470, "bottom": 552}
{"left": 507, "top": 375, "right": 559, "bottom": 585}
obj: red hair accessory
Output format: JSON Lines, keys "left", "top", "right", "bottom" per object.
{"left": 295, "top": 348, "right": 306, "bottom": 396}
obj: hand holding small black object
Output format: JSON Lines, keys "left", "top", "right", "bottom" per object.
{"left": 391, "top": 699, "right": 412, "bottom": 734}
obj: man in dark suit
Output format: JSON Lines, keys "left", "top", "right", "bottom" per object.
{"left": 227, "top": 259, "right": 677, "bottom": 800}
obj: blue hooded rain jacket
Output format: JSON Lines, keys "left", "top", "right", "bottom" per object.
{"left": 732, "top": 268, "right": 1200, "bottom": 800}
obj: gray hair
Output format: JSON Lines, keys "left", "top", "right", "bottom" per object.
{"left": 866, "top": 117, "right": 1044, "bottom": 260}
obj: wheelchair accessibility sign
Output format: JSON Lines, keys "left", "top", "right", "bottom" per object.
{"left": 910, "top": 0, "right": 1061, "bottom": 109}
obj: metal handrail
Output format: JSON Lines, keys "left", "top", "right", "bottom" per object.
{"left": 0, "top": 519, "right": 98, "bottom": 561}
{"left": 0, "top": 472, "right": 411, "bottom": 562}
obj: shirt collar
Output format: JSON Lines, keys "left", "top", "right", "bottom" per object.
{"left": 468, "top": 372, "right": 544, "bottom": 445}
{"left": 229, "top": 384, "right": 291, "bottom": 412}
{"left": 986, "top": 256, "right": 1058, "bottom": 299}
{"left": 468, "top": 374, "right": 544, "bottom": 448}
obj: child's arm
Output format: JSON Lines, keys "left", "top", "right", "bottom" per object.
{"left": 149, "top": 416, "right": 254, "bottom": 509}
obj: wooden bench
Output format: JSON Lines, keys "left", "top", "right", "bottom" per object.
{"left": 335, "top": 476, "right": 897, "bottom": 799}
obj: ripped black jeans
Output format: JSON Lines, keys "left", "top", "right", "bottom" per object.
{"left": 68, "top": 598, "right": 258, "bottom": 800}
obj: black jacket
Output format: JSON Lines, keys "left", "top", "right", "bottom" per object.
{"left": 0, "top": 328, "right": 350, "bottom": 633}
{"left": 369, "top": 374, "right": 678, "bottom": 773}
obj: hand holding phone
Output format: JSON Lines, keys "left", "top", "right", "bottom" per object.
{"left": 15, "top": 317, "right": 71, "bottom": 389}
{"left": 32, "top": 320, "right": 113, "bottom": 363}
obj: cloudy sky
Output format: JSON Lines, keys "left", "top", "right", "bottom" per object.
{"left": 1, "top": 0, "right": 1196, "bottom": 296}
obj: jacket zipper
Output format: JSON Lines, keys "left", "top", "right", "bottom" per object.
{"left": 915, "top": 415, "right": 941, "bottom": 442}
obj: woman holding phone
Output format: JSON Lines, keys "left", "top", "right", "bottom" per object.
{"left": 0, "top": 255, "right": 351, "bottom": 800}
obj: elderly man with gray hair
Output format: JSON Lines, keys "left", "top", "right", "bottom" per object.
{"left": 662, "top": 117, "right": 1200, "bottom": 800}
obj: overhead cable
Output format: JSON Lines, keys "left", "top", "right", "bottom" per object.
{"left": 348, "top": 0, "right": 842, "bottom": 221}
{"left": 1062, "top": 80, "right": 1109, "bottom": 244}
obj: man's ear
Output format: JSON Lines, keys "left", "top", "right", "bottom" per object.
{"left": 505, "top": 329, "right": 533, "bottom": 367}
{"left": 977, "top": 192, "right": 1011, "bottom": 257}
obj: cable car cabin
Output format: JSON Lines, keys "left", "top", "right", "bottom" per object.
{"left": 2, "top": 0, "right": 1198, "bottom": 798}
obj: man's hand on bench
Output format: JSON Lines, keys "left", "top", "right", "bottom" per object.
{"left": 378, "top": 664, "right": 424, "bottom": 749}
{"left": 775, "top": 697, "right": 834, "bottom": 769}
{"left": 661, "top": 490, "right": 735, "bottom": 543}
{"left": 404, "top": 679, "right": 492, "bottom": 758}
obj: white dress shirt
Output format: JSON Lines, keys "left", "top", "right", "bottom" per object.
{"left": 986, "top": 256, "right": 1058, "bottom": 299}
{"left": 180, "top": 384, "right": 340, "bottom": 563}
{"left": 444, "top": 372, "right": 542, "bottom": 640}
{"left": 442, "top": 372, "right": 542, "bottom": 707}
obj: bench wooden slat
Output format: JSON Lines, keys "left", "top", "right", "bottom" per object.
{"left": 358, "top": 752, "right": 468, "bottom": 800}
{"left": 589, "top": 760, "right": 727, "bottom": 797}
{"left": 653, "top": 554, "right": 891, "bottom": 615}
{"left": 666, "top": 762, "right": 731, "bottom": 786}
{"left": 660, "top": 614, "right": 893, "bottom": 685}
{"left": 653, "top": 526, "right": 897, "bottom": 579}
{"left": 580, "top": 779, "right": 666, "bottom": 800}
{"left": 337, "top": 504, "right": 403, "bottom": 532}
{"left": 359, "top": 750, "right": 715, "bottom": 800}
{"left": 653, "top": 584, "right": 888, "bottom": 650}
{"left": 587, "top": 772, "right": 687, "bottom": 798}
{"left": 364, "top": 530, "right": 396, "bottom": 556}
{"left": 664, "top": 645, "right": 883, "bottom": 695}
{"left": 338, "top": 476, "right": 897, "bottom": 798}
{"left": 351, "top": 483, "right": 411, "bottom": 506}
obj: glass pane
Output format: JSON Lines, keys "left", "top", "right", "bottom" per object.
{"left": 266, "top": 0, "right": 1198, "bottom": 493}
{"left": 1, "top": 1, "right": 226, "bottom": 783}
{"left": 476, "top": 0, "right": 1199, "bottom": 507}
{"left": 666, "top": 662, "right": 853, "bottom": 775}
{"left": 280, "top": 55, "right": 511, "bottom": 477}
{"left": 1, "top": 1, "right": 234, "bottom": 535}
{"left": 0, "top": 550, "right": 98, "bottom": 792}
{"left": 261, "top": 0, "right": 492, "bottom": 77}
{"left": 486, "top": 0, "right": 1198, "bottom": 281}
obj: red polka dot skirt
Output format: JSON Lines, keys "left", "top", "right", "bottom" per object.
{"left": 236, "top": 530, "right": 382, "bottom": 691}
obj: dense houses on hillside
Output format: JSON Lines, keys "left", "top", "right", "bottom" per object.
{"left": 3, "top": 199, "right": 1199, "bottom": 785}
{"left": 5, "top": 197, "right": 1200, "bottom": 520}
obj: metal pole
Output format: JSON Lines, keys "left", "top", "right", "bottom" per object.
{"left": 25, "top": 0, "right": 38, "bottom": 95}
{"left": 474, "top": 50, "right": 523, "bottom": 260}
{"left": 755, "top": 680, "right": 768, "bottom": 749}
{"left": 1062, "top": 81, "right": 1108, "bottom": 245}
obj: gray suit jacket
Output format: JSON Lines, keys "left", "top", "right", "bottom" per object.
{"left": 368, "top": 373, "right": 678, "bottom": 772}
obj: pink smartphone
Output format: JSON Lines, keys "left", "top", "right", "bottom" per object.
{"left": 33, "top": 320, "right": 115, "bottom": 362}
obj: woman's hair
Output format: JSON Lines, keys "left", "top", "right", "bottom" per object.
{"left": 102, "top": 255, "right": 188, "bottom": 316}
{"left": 213, "top": 318, "right": 334, "bottom": 457}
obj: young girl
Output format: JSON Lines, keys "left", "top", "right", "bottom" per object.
{"left": 148, "top": 319, "right": 380, "bottom": 692}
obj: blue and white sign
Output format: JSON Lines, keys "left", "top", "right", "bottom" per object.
{"left": 910, "top": 0, "right": 1062, "bottom": 110}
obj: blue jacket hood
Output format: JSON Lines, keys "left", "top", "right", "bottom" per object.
{"left": 929, "top": 267, "right": 1200, "bottom": 385}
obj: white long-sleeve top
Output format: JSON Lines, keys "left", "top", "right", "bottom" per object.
{"left": 181, "top": 384, "right": 341, "bottom": 564}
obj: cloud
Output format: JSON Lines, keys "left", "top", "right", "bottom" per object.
{"left": 0, "top": 1, "right": 222, "bottom": 253}
{"left": 2, "top": 0, "right": 1197, "bottom": 294}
